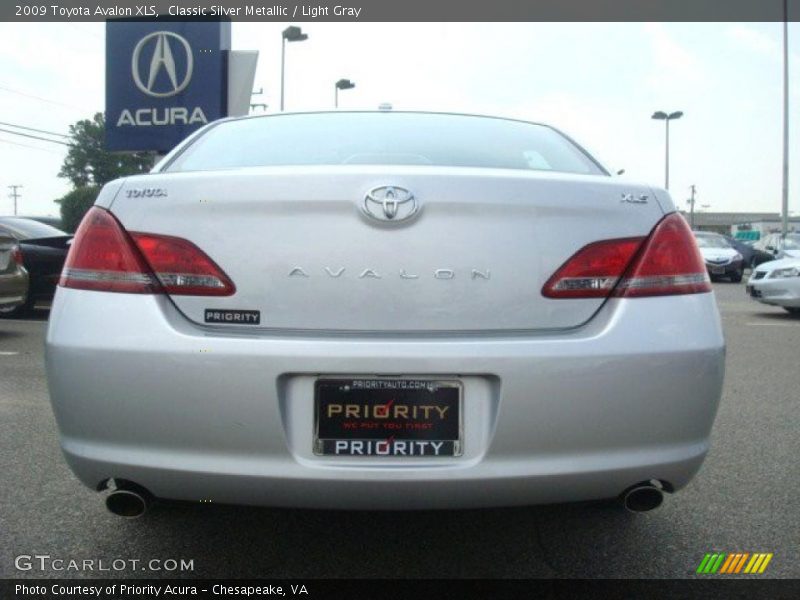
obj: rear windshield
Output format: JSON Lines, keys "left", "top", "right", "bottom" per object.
{"left": 167, "top": 112, "right": 605, "bottom": 176}
{"left": 0, "top": 218, "right": 66, "bottom": 240}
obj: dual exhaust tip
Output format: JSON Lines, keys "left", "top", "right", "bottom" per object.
{"left": 102, "top": 480, "right": 666, "bottom": 518}
{"left": 104, "top": 481, "right": 151, "bottom": 519}
{"left": 621, "top": 482, "right": 665, "bottom": 513}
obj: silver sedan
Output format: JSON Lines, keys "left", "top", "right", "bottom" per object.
{"left": 46, "top": 112, "right": 725, "bottom": 517}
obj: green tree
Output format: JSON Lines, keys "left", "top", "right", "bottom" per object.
{"left": 59, "top": 113, "right": 153, "bottom": 187}
{"left": 57, "top": 186, "right": 100, "bottom": 233}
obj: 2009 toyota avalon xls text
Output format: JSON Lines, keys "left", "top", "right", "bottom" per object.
{"left": 45, "top": 112, "right": 725, "bottom": 517}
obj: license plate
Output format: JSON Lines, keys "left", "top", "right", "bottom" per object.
{"left": 314, "top": 378, "right": 462, "bottom": 457}
{"left": 710, "top": 266, "right": 725, "bottom": 274}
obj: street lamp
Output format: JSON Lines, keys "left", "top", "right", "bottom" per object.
{"left": 334, "top": 79, "right": 355, "bottom": 108}
{"left": 280, "top": 26, "right": 308, "bottom": 112}
{"left": 651, "top": 110, "right": 683, "bottom": 190}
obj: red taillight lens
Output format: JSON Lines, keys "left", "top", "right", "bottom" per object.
{"left": 60, "top": 207, "right": 160, "bottom": 293}
{"left": 542, "top": 238, "right": 645, "bottom": 298}
{"left": 130, "top": 233, "right": 235, "bottom": 296}
{"left": 543, "top": 213, "right": 711, "bottom": 299}
{"left": 11, "top": 245, "right": 24, "bottom": 266}
{"left": 614, "top": 213, "right": 711, "bottom": 297}
{"left": 60, "top": 207, "right": 235, "bottom": 296}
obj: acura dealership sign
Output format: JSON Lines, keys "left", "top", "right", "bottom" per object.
{"left": 106, "top": 20, "right": 231, "bottom": 152}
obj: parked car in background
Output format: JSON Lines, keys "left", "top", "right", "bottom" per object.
{"left": 46, "top": 111, "right": 725, "bottom": 517}
{"left": 693, "top": 231, "right": 744, "bottom": 282}
{"left": 19, "top": 215, "right": 65, "bottom": 230}
{"left": 753, "top": 233, "right": 800, "bottom": 261}
{"left": 746, "top": 257, "right": 800, "bottom": 315}
{"left": 0, "top": 232, "right": 28, "bottom": 314}
{"left": 720, "top": 234, "right": 774, "bottom": 269}
{"left": 0, "top": 217, "right": 71, "bottom": 317}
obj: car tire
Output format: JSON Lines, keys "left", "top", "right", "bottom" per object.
{"left": 730, "top": 268, "right": 743, "bottom": 283}
{"left": 784, "top": 307, "right": 800, "bottom": 316}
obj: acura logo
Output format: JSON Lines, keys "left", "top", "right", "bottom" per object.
{"left": 363, "top": 186, "right": 419, "bottom": 222}
{"left": 131, "top": 31, "right": 193, "bottom": 98}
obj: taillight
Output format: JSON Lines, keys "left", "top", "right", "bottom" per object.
{"left": 543, "top": 213, "right": 711, "bottom": 299}
{"left": 542, "top": 238, "right": 644, "bottom": 298}
{"left": 130, "top": 233, "right": 235, "bottom": 296}
{"left": 11, "top": 245, "right": 24, "bottom": 266}
{"left": 60, "top": 207, "right": 234, "bottom": 296}
{"left": 614, "top": 213, "right": 711, "bottom": 297}
{"left": 60, "top": 207, "right": 159, "bottom": 293}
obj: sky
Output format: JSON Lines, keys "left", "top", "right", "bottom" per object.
{"left": 0, "top": 21, "right": 798, "bottom": 218}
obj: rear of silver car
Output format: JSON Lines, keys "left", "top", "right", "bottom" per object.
{"left": 46, "top": 112, "right": 724, "bottom": 512}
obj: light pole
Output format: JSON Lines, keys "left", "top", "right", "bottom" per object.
{"left": 334, "top": 79, "right": 355, "bottom": 108}
{"left": 781, "top": 0, "right": 790, "bottom": 239}
{"left": 651, "top": 110, "right": 683, "bottom": 190}
{"left": 280, "top": 26, "right": 308, "bottom": 112}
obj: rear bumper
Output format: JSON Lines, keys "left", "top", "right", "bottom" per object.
{"left": 46, "top": 288, "right": 725, "bottom": 509}
{"left": 0, "top": 269, "right": 28, "bottom": 308}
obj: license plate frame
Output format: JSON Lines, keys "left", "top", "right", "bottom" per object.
{"left": 314, "top": 378, "right": 463, "bottom": 457}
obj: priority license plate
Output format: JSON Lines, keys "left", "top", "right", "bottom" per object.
{"left": 314, "top": 378, "right": 462, "bottom": 457}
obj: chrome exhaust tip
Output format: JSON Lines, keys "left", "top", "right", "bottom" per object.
{"left": 622, "top": 484, "right": 664, "bottom": 513}
{"left": 105, "top": 489, "right": 149, "bottom": 518}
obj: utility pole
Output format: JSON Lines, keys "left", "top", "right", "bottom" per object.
{"left": 688, "top": 185, "right": 697, "bottom": 230}
{"left": 8, "top": 185, "right": 22, "bottom": 216}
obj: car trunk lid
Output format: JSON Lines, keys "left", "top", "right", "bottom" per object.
{"left": 108, "top": 166, "right": 665, "bottom": 332}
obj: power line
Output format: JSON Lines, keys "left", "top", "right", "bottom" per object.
{"left": 0, "top": 121, "right": 70, "bottom": 139}
{"left": 0, "top": 138, "right": 63, "bottom": 154}
{"left": 0, "top": 84, "right": 84, "bottom": 111}
{"left": 0, "top": 127, "right": 71, "bottom": 146}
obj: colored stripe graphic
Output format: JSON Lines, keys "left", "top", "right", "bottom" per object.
{"left": 700, "top": 552, "right": 772, "bottom": 574}
{"left": 758, "top": 554, "right": 773, "bottom": 573}
{"left": 734, "top": 553, "right": 750, "bottom": 573}
{"left": 696, "top": 554, "right": 712, "bottom": 574}
{"left": 719, "top": 553, "right": 737, "bottom": 574}
{"left": 698, "top": 553, "right": 727, "bottom": 574}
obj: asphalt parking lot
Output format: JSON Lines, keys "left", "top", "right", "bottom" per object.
{"left": 1, "top": 281, "right": 798, "bottom": 579}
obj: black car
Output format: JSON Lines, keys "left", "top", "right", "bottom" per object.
{"left": 0, "top": 217, "right": 71, "bottom": 316}
{"left": 722, "top": 235, "right": 774, "bottom": 268}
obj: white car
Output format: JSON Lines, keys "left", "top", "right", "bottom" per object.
{"left": 746, "top": 257, "right": 800, "bottom": 314}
